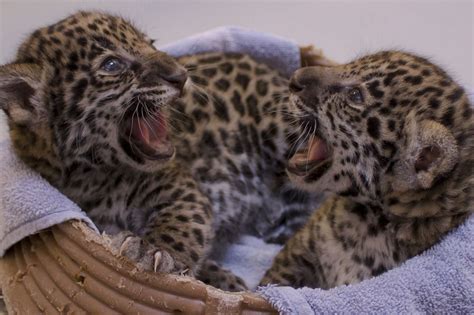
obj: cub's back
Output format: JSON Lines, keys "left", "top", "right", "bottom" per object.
{"left": 171, "top": 52, "right": 316, "bottom": 243}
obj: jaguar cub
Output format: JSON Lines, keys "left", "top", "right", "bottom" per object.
{"left": 260, "top": 51, "right": 473, "bottom": 288}
{"left": 0, "top": 12, "right": 324, "bottom": 290}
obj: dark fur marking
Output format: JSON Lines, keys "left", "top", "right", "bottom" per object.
{"left": 192, "top": 228, "right": 204, "bottom": 246}
{"left": 213, "top": 94, "right": 230, "bottom": 122}
{"left": 256, "top": 80, "right": 268, "bottom": 96}
{"left": 192, "top": 91, "right": 209, "bottom": 107}
{"left": 304, "top": 160, "right": 333, "bottom": 182}
{"left": 201, "top": 68, "right": 217, "bottom": 78}
{"left": 236, "top": 73, "right": 250, "bottom": 90}
{"left": 215, "top": 78, "right": 230, "bottom": 92}
{"left": 219, "top": 62, "right": 234, "bottom": 74}
{"left": 367, "top": 117, "right": 381, "bottom": 139}
{"left": 246, "top": 94, "right": 261, "bottom": 123}
{"left": 231, "top": 91, "right": 245, "bottom": 115}
{"left": 192, "top": 214, "right": 205, "bottom": 224}
{"left": 447, "top": 87, "right": 464, "bottom": 102}
{"left": 367, "top": 81, "right": 384, "bottom": 99}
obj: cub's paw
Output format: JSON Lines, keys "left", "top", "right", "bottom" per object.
{"left": 259, "top": 269, "right": 293, "bottom": 287}
{"left": 109, "top": 231, "right": 192, "bottom": 276}
{"left": 258, "top": 275, "right": 274, "bottom": 287}
{"left": 198, "top": 260, "right": 248, "bottom": 292}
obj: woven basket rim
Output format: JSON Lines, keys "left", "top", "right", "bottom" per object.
{"left": 0, "top": 220, "right": 276, "bottom": 314}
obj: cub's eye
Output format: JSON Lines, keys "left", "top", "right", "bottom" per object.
{"left": 348, "top": 87, "right": 364, "bottom": 103}
{"left": 101, "top": 57, "right": 125, "bottom": 73}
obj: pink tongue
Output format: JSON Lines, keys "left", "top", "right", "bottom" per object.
{"left": 291, "top": 136, "right": 329, "bottom": 165}
{"left": 307, "top": 136, "right": 329, "bottom": 161}
{"left": 131, "top": 112, "right": 167, "bottom": 148}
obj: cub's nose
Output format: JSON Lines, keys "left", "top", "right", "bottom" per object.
{"left": 288, "top": 67, "right": 321, "bottom": 94}
{"left": 289, "top": 75, "right": 305, "bottom": 93}
{"left": 140, "top": 53, "right": 188, "bottom": 93}
{"left": 160, "top": 69, "right": 187, "bottom": 92}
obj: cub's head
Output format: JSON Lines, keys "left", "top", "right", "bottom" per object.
{"left": 0, "top": 11, "right": 187, "bottom": 174}
{"left": 287, "top": 51, "right": 473, "bottom": 213}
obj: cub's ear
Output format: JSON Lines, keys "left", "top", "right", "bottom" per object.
{"left": 299, "top": 45, "right": 339, "bottom": 67}
{"left": 411, "top": 120, "right": 458, "bottom": 189}
{"left": 393, "top": 119, "right": 458, "bottom": 192}
{"left": 0, "top": 63, "right": 43, "bottom": 125}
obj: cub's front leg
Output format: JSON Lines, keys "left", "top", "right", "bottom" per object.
{"left": 259, "top": 197, "right": 341, "bottom": 289}
{"left": 112, "top": 166, "right": 214, "bottom": 276}
{"left": 259, "top": 227, "right": 326, "bottom": 289}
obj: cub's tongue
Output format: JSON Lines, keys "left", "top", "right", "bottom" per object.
{"left": 307, "top": 136, "right": 329, "bottom": 161}
{"left": 290, "top": 135, "right": 330, "bottom": 166}
{"left": 131, "top": 111, "right": 168, "bottom": 150}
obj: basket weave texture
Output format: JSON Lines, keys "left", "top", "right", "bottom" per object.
{"left": 0, "top": 221, "right": 276, "bottom": 314}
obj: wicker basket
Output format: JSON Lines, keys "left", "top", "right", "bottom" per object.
{"left": 0, "top": 221, "right": 276, "bottom": 314}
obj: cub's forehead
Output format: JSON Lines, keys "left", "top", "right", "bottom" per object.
{"left": 16, "top": 11, "right": 153, "bottom": 64}
{"left": 352, "top": 51, "right": 425, "bottom": 67}
{"left": 347, "top": 51, "right": 449, "bottom": 79}
{"left": 341, "top": 51, "right": 459, "bottom": 98}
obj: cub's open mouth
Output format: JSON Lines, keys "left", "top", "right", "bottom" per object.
{"left": 287, "top": 134, "right": 332, "bottom": 177}
{"left": 119, "top": 108, "right": 174, "bottom": 161}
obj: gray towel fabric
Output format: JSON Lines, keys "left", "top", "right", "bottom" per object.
{"left": 0, "top": 139, "right": 97, "bottom": 257}
{"left": 258, "top": 214, "right": 474, "bottom": 314}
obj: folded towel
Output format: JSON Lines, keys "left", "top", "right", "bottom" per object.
{"left": 258, "top": 214, "right": 474, "bottom": 314}
{"left": 0, "top": 26, "right": 300, "bottom": 257}
{"left": 0, "top": 139, "right": 97, "bottom": 257}
{"left": 160, "top": 26, "right": 300, "bottom": 77}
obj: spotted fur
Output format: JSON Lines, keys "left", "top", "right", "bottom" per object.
{"left": 0, "top": 12, "right": 323, "bottom": 290}
{"left": 260, "top": 51, "right": 473, "bottom": 288}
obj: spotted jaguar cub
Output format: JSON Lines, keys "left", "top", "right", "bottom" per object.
{"left": 0, "top": 12, "right": 327, "bottom": 290}
{"left": 260, "top": 51, "right": 473, "bottom": 288}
